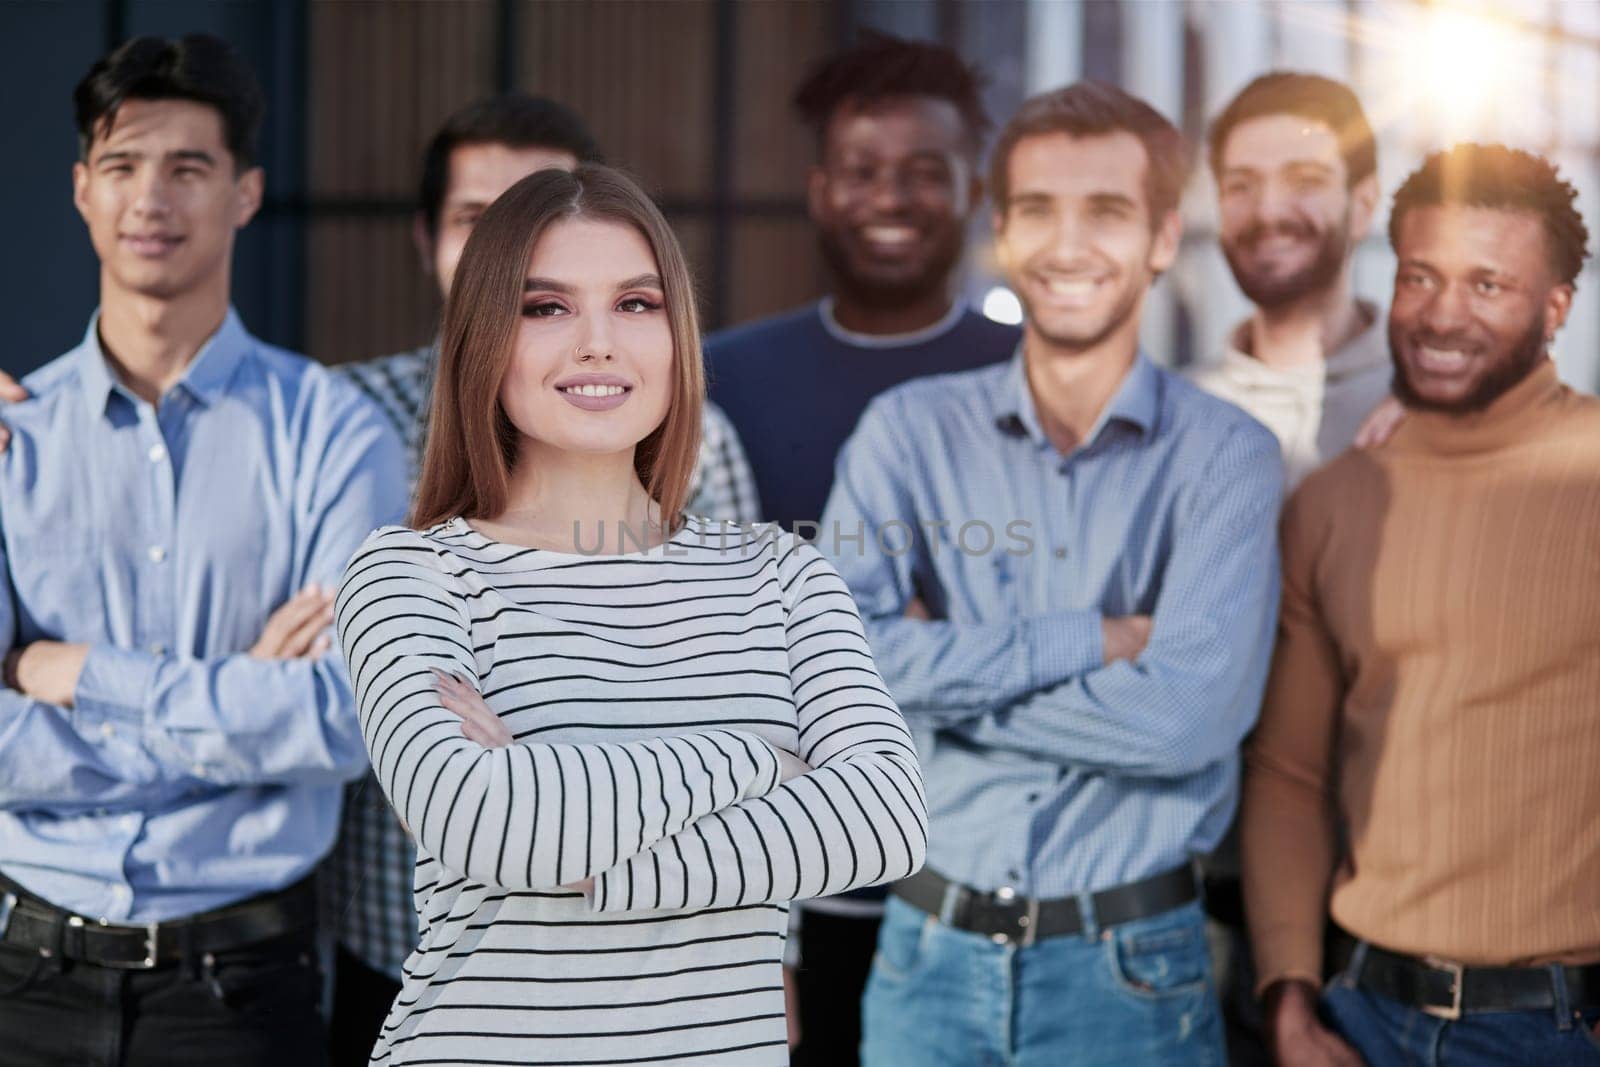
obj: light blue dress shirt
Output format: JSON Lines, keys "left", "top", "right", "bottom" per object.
{"left": 820, "top": 350, "right": 1283, "bottom": 897}
{"left": 0, "top": 310, "right": 406, "bottom": 922}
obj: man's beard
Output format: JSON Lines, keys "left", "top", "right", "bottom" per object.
{"left": 1390, "top": 311, "right": 1548, "bottom": 415}
{"left": 818, "top": 225, "right": 963, "bottom": 311}
{"left": 1222, "top": 215, "right": 1349, "bottom": 310}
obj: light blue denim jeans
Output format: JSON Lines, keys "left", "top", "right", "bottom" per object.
{"left": 860, "top": 895, "right": 1225, "bottom": 1067}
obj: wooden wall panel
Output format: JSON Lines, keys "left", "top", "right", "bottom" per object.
{"left": 306, "top": 216, "right": 437, "bottom": 364}
{"left": 308, "top": 0, "right": 497, "bottom": 199}
{"left": 306, "top": 1, "right": 495, "bottom": 361}
{"left": 729, "top": 218, "right": 826, "bottom": 326}
{"left": 516, "top": 0, "right": 716, "bottom": 199}
{"left": 733, "top": 0, "right": 833, "bottom": 200}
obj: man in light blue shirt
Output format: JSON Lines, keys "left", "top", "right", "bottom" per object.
{"left": 0, "top": 35, "right": 403, "bottom": 1065}
{"left": 827, "top": 82, "right": 1283, "bottom": 1067}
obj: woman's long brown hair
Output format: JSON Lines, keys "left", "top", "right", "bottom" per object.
{"left": 411, "top": 164, "right": 704, "bottom": 532}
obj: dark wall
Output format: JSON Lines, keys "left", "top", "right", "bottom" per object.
{"left": 0, "top": 0, "right": 304, "bottom": 380}
{"left": 1, "top": 2, "right": 111, "bottom": 377}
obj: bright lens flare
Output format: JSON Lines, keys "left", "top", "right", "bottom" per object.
{"left": 1415, "top": 7, "right": 1506, "bottom": 136}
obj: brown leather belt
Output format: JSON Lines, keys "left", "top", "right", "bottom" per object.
{"left": 0, "top": 875, "right": 316, "bottom": 970}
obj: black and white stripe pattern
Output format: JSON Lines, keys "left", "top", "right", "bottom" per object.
{"left": 336, "top": 515, "right": 925, "bottom": 1065}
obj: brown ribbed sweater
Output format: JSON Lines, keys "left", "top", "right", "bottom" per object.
{"left": 1244, "top": 360, "right": 1600, "bottom": 991}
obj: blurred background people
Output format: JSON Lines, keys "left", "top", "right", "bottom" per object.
{"left": 6, "top": 3, "right": 1600, "bottom": 401}
{"left": 0, "top": 35, "right": 403, "bottom": 1065}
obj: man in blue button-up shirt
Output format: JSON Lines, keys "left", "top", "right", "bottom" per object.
{"left": 829, "top": 83, "right": 1283, "bottom": 1067}
{"left": 0, "top": 35, "right": 403, "bottom": 1065}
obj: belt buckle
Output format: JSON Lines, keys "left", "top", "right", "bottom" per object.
{"left": 94, "top": 918, "right": 160, "bottom": 970}
{"left": 136, "top": 921, "right": 159, "bottom": 970}
{"left": 985, "top": 887, "right": 1039, "bottom": 948}
{"left": 1421, "top": 956, "right": 1464, "bottom": 1020}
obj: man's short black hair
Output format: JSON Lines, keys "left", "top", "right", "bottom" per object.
{"left": 418, "top": 94, "right": 603, "bottom": 239}
{"left": 990, "top": 81, "right": 1188, "bottom": 221}
{"left": 1389, "top": 143, "right": 1590, "bottom": 287}
{"left": 1207, "top": 71, "right": 1376, "bottom": 186}
{"left": 74, "top": 34, "right": 264, "bottom": 169}
{"left": 792, "top": 30, "right": 990, "bottom": 155}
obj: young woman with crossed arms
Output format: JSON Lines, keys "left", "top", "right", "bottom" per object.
{"left": 336, "top": 165, "right": 926, "bottom": 1066}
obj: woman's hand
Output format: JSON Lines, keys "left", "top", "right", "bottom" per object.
{"left": 434, "top": 668, "right": 592, "bottom": 895}
{"left": 433, "top": 668, "right": 513, "bottom": 748}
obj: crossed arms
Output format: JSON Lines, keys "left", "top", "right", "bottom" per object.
{"left": 335, "top": 529, "right": 928, "bottom": 912}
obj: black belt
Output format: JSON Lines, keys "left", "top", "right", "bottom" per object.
{"left": 0, "top": 875, "right": 316, "bottom": 970}
{"left": 1348, "top": 941, "right": 1600, "bottom": 1020}
{"left": 891, "top": 864, "right": 1198, "bottom": 947}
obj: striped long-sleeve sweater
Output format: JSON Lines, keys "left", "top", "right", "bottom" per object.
{"left": 335, "top": 515, "right": 926, "bottom": 1065}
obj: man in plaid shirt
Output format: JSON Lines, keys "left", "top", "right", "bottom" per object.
{"left": 325, "top": 93, "right": 761, "bottom": 1062}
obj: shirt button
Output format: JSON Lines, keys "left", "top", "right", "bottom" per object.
{"left": 1053, "top": 547, "right": 1067, "bottom": 559}
{"left": 191, "top": 763, "right": 207, "bottom": 779}
{"left": 99, "top": 722, "right": 115, "bottom": 740}
{"left": 147, "top": 545, "right": 167, "bottom": 564}
{"left": 112, "top": 885, "right": 129, "bottom": 900}
{"left": 147, "top": 443, "right": 166, "bottom": 463}
{"left": 148, "top": 644, "right": 167, "bottom": 656}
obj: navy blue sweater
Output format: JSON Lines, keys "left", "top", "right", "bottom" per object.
{"left": 706, "top": 300, "right": 1018, "bottom": 533}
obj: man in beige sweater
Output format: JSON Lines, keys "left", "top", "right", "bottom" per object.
{"left": 1244, "top": 143, "right": 1600, "bottom": 1066}
{"left": 1192, "top": 72, "right": 1390, "bottom": 491}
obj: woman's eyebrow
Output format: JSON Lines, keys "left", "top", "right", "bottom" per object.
{"left": 522, "top": 274, "right": 663, "bottom": 292}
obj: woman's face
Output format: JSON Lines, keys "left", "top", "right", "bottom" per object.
{"left": 500, "top": 216, "right": 674, "bottom": 461}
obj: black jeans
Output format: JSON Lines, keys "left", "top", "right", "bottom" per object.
{"left": 792, "top": 909, "right": 881, "bottom": 1067}
{"left": 329, "top": 945, "right": 401, "bottom": 1066}
{"left": 0, "top": 928, "right": 326, "bottom": 1066}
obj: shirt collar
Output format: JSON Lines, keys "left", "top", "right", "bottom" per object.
{"left": 993, "top": 345, "right": 1161, "bottom": 450}
{"left": 76, "top": 308, "right": 252, "bottom": 416}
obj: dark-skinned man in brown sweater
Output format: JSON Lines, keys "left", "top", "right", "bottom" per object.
{"left": 1244, "top": 143, "right": 1600, "bottom": 1066}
